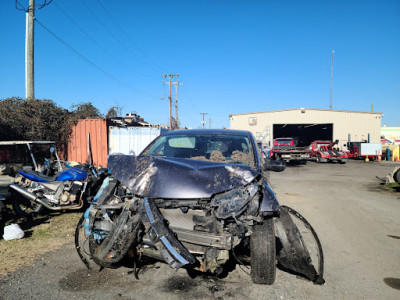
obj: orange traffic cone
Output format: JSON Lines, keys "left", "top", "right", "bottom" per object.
{"left": 396, "top": 155, "right": 399, "bottom": 162}
{"left": 378, "top": 155, "right": 381, "bottom": 162}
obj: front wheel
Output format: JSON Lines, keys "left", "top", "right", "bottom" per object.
{"left": 89, "top": 211, "right": 140, "bottom": 268}
{"left": 75, "top": 214, "right": 103, "bottom": 271}
{"left": 12, "top": 193, "right": 43, "bottom": 217}
{"left": 250, "top": 218, "right": 276, "bottom": 285}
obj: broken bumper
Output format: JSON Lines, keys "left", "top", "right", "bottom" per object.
{"left": 275, "top": 206, "right": 325, "bottom": 284}
{"left": 140, "top": 198, "right": 196, "bottom": 268}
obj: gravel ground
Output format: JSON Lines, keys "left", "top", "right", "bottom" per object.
{"left": 1, "top": 160, "right": 399, "bottom": 300}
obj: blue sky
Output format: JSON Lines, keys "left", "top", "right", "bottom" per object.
{"left": 1, "top": 0, "right": 399, "bottom": 129}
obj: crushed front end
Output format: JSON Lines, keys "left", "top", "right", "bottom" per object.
{"left": 76, "top": 131, "right": 325, "bottom": 285}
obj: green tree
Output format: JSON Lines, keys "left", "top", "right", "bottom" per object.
{"left": 70, "top": 102, "right": 102, "bottom": 120}
{"left": 0, "top": 98, "right": 102, "bottom": 156}
{"left": 105, "top": 106, "right": 118, "bottom": 118}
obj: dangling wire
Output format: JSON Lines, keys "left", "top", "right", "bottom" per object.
{"left": 34, "top": 0, "right": 54, "bottom": 9}
{"left": 15, "top": 0, "right": 27, "bottom": 11}
{"left": 232, "top": 248, "right": 250, "bottom": 275}
{"left": 15, "top": 0, "right": 54, "bottom": 12}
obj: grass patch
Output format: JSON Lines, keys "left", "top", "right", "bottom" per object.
{"left": 0, "top": 212, "right": 81, "bottom": 279}
{"left": 383, "top": 182, "right": 400, "bottom": 192}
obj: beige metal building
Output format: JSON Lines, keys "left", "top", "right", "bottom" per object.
{"left": 229, "top": 108, "right": 383, "bottom": 148}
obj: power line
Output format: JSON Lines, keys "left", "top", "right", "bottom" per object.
{"left": 95, "top": 0, "right": 165, "bottom": 74}
{"left": 15, "top": 0, "right": 27, "bottom": 11}
{"left": 180, "top": 84, "right": 201, "bottom": 113}
{"left": 15, "top": 0, "right": 53, "bottom": 11}
{"left": 34, "top": 0, "right": 53, "bottom": 9}
{"left": 35, "top": 17, "right": 160, "bottom": 99}
{"left": 53, "top": 1, "right": 152, "bottom": 78}
{"left": 81, "top": 0, "right": 162, "bottom": 75}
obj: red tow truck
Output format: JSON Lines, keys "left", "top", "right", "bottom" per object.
{"left": 308, "top": 140, "right": 348, "bottom": 164}
{"left": 271, "top": 138, "right": 310, "bottom": 163}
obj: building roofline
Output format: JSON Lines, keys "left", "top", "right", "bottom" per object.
{"left": 229, "top": 108, "right": 383, "bottom": 117}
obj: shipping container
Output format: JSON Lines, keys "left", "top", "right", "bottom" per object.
{"left": 108, "top": 126, "right": 162, "bottom": 156}
{"left": 68, "top": 119, "right": 108, "bottom": 167}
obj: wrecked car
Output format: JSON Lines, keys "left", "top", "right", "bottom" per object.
{"left": 76, "top": 129, "right": 324, "bottom": 285}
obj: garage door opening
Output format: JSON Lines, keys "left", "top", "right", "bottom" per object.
{"left": 273, "top": 124, "right": 333, "bottom": 147}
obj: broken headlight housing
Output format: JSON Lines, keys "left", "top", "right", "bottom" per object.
{"left": 211, "top": 183, "right": 258, "bottom": 219}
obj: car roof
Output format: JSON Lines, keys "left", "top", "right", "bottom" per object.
{"left": 163, "top": 129, "right": 252, "bottom": 137}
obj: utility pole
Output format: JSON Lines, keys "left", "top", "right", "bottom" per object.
{"left": 17, "top": 0, "right": 53, "bottom": 99}
{"left": 26, "top": 0, "right": 35, "bottom": 99}
{"left": 162, "top": 74, "right": 179, "bottom": 129}
{"left": 329, "top": 49, "right": 335, "bottom": 110}
{"left": 174, "top": 80, "right": 183, "bottom": 128}
{"left": 200, "top": 113, "right": 208, "bottom": 128}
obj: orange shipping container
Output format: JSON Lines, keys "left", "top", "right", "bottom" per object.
{"left": 68, "top": 119, "right": 108, "bottom": 167}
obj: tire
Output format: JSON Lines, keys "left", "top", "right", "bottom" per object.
{"left": 89, "top": 211, "right": 140, "bottom": 268}
{"left": 0, "top": 201, "right": 6, "bottom": 238}
{"left": 250, "top": 218, "right": 276, "bottom": 285}
{"left": 394, "top": 169, "right": 400, "bottom": 183}
{"left": 316, "top": 155, "right": 321, "bottom": 163}
{"left": 12, "top": 193, "right": 43, "bottom": 217}
{"left": 75, "top": 214, "right": 104, "bottom": 270}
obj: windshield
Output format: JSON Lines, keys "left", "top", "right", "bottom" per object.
{"left": 142, "top": 133, "right": 255, "bottom": 167}
{"left": 0, "top": 143, "right": 56, "bottom": 168}
{"left": 318, "top": 143, "right": 330, "bottom": 148}
{"left": 0, "top": 145, "right": 31, "bottom": 165}
{"left": 275, "top": 139, "right": 293, "bottom": 145}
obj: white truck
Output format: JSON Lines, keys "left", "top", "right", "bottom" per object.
{"left": 347, "top": 142, "right": 382, "bottom": 159}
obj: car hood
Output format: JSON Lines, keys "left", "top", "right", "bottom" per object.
{"left": 108, "top": 155, "right": 259, "bottom": 199}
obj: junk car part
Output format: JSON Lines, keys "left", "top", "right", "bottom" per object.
{"left": 140, "top": 198, "right": 196, "bottom": 268}
{"left": 275, "top": 205, "right": 325, "bottom": 285}
{"left": 75, "top": 130, "right": 326, "bottom": 286}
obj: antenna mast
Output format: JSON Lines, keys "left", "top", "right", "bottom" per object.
{"left": 329, "top": 50, "right": 335, "bottom": 110}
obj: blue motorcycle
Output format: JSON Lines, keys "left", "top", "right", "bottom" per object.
{"left": 10, "top": 158, "right": 109, "bottom": 217}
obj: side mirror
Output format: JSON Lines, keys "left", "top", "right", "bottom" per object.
{"left": 264, "top": 160, "right": 286, "bottom": 172}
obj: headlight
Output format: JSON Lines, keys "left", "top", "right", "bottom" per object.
{"left": 211, "top": 183, "right": 258, "bottom": 219}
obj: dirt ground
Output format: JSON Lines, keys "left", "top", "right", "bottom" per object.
{"left": 1, "top": 160, "right": 399, "bottom": 300}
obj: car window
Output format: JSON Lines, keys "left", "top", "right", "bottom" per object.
{"left": 142, "top": 134, "right": 255, "bottom": 167}
{"left": 0, "top": 145, "right": 31, "bottom": 165}
{"left": 276, "top": 140, "right": 292, "bottom": 145}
